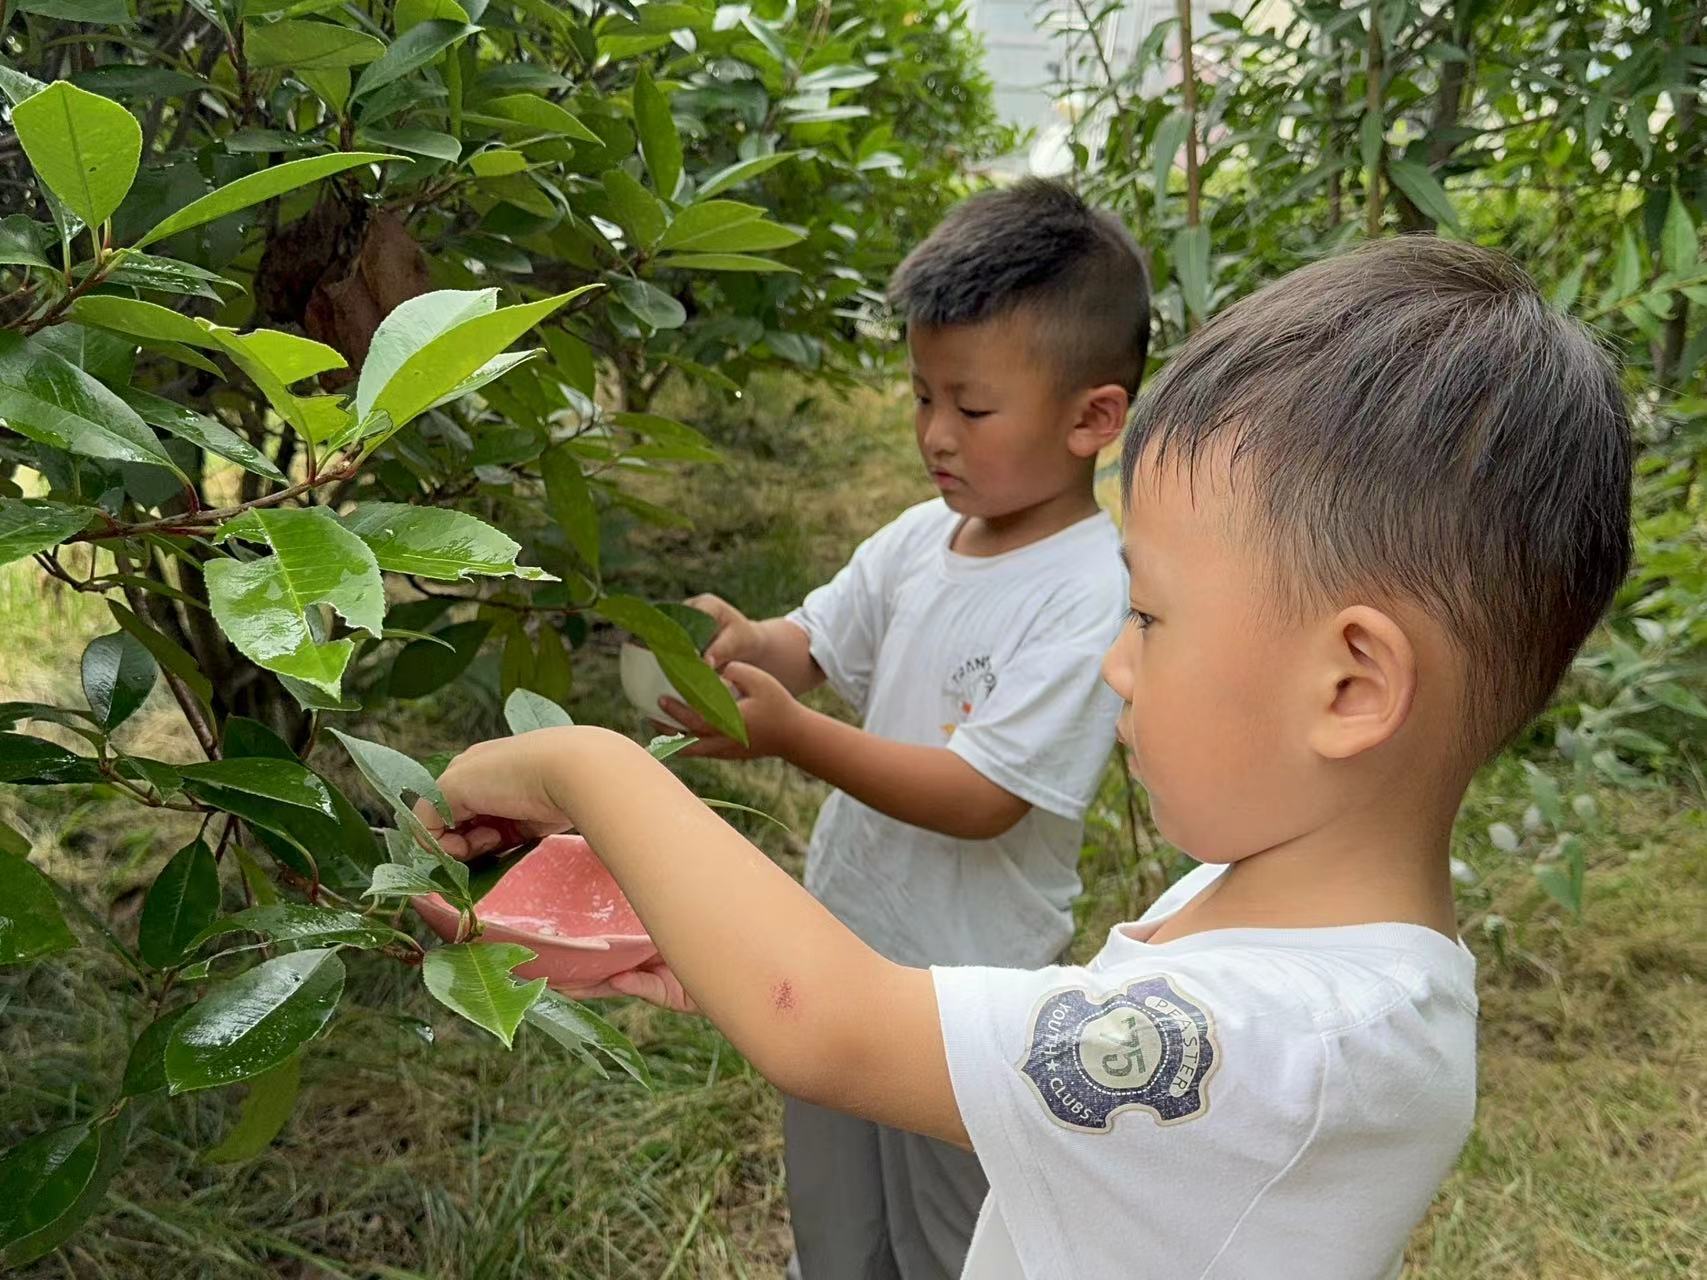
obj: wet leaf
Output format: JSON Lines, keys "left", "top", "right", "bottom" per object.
{"left": 12, "top": 81, "right": 141, "bottom": 229}
{"left": 80, "top": 629, "right": 157, "bottom": 730}
{"left": 138, "top": 839, "right": 220, "bottom": 969}
{"left": 0, "top": 853, "right": 77, "bottom": 966}
{"left": 422, "top": 942, "right": 546, "bottom": 1048}
{"left": 165, "top": 948, "right": 345, "bottom": 1092}
{"left": 342, "top": 502, "right": 554, "bottom": 581}
{"left": 0, "top": 499, "right": 94, "bottom": 567}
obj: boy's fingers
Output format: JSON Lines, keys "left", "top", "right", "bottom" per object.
{"left": 659, "top": 697, "right": 714, "bottom": 735}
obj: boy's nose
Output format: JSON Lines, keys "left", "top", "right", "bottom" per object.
{"left": 1100, "top": 640, "right": 1130, "bottom": 701}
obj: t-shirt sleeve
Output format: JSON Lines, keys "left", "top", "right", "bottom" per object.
{"left": 931, "top": 956, "right": 1323, "bottom": 1279}
{"left": 946, "top": 585, "right": 1124, "bottom": 820}
{"left": 786, "top": 503, "right": 937, "bottom": 714}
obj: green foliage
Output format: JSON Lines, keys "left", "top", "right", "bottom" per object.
{"left": 0, "top": 0, "right": 1003, "bottom": 1258}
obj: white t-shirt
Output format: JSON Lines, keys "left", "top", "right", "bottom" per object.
{"left": 787, "top": 498, "right": 1126, "bottom": 968}
{"left": 934, "top": 862, "right": 1479, "bottom": 1279}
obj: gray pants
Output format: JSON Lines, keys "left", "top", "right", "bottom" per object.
{"left": 784, "top": 1096, "right": 988, "bottom": 1280}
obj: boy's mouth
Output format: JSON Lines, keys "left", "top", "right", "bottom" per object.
{"left": 930, "top": 468, "right": 962, "bottom": 490}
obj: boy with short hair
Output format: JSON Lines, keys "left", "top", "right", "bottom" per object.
{"left": 649, "top": 179, "right": 1148, "bottom": 1278}
{"left": 423, "top": 237, "right": 1632, "bottom": 1278}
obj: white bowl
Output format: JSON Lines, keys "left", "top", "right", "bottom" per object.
{"left": 620, "top": 642, "right": 688, "bottom": 729}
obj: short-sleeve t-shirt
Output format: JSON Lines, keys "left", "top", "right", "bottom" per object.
{"left": 932, "top": 862, "right": 1480, "bottom": 1279}
{"left": 787, "top": 498, "right": 1126, "bottom": 968}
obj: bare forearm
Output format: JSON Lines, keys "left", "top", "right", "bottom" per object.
{"left": 541, "top": 728, "right": 963, "bottom": 1142}
{"left": 778, "top": 708, "right": 1029, "bottom": 839}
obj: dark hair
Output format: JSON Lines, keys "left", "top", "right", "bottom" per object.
{"left": 888, "top": 179, "right": 1150, "bottom": 395}
{"left": 1120, "top": 236, "right": 1632, "bottom": 753}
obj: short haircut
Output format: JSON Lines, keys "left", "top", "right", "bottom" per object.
{"left": 1120, "top": 236, "right": 1632, "bottom": 754}
{"left": 887, "top": 179, "right": 1151, "bottom": 395}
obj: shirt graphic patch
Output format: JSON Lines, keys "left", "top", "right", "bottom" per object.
{"left": 941, "top": 654, "right": 996, "bottom": 737}
{"left": 1018, "top": 977, "right": 1217, "bottom": 1132}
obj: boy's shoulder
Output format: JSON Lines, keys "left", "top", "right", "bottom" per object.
{"left": 934, "top": 903, "right": 1478, "bottom": 1276}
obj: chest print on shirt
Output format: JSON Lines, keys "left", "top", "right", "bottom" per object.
{"left": 1017, "top": 977, "right": 1219, "bottom": 1133}
{"left": 940, "top": 653, "right": 997, "bottom": 738}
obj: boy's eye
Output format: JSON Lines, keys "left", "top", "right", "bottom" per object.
{"left": 960, "top": 407, "right": 992, "bottom": 420}
{"left": 1126, "top": 608, "right": 1155, "bottom": 631}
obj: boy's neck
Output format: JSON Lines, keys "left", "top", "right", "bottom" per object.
{"left": 951, "top": 484, "right": 1103, "bottom": 558}
{"left": 1147, "top": 797, "right": 1462, "bottom": 944}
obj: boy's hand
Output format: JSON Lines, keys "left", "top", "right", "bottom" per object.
{"left": 659, "top": 661, "right": 803, "bottom": 760}
{"left": 685, "top": 593, "right": 762, "bottom": 668}
{"left": 412, "top": 729, "right": 575, "bottom": 860}
{"left": 563, "top": 958, "right": 698, "bottom": 1014}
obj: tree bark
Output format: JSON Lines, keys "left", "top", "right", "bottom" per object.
{"left": 1365, "top": 7, "right": 1384, "bottom": 237}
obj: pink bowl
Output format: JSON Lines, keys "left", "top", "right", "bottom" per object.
{"left": 413, "top": 834, "right": 658, "bottom": 988}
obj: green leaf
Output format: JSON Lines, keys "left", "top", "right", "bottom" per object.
{"left": 329, "top": 726, "right": 449, "bottom": 824}
{"left": 614, "top": 278, "right": 685, "bottom": 330}
{"left": 0, "top": 818, "right": 27, "bottom": 857}
{"left": 1649, "top": 680, "right": 1707, "bottom": 720}
{"left": 543, "top": 328, "right": 596, "bottom": 398}
{"left": 206, "top": 326, "right": 345, "bottom": 403}
{"left": 0, "top": 214, "right": 55, "bottom": 270}
{"left": 1609, "top": 229, "right": 1641, "bottom": 302}
{"left": 795, "top": 63, "right": 877, "bottom": 92}
{"left": 357, "top": 126, "right": 461, "bottom": 161}
{"left": 108, "top": 601, "right": 214, "bottom": 716}
{"left": 658, "top": 201, "right": 799, "bottom": 253}
{"left": 0, "top": 331, "right": 180, "bottom": 474}
{"left": 369, "top": 287, "right": 594, "bottom": 431}
{"left": 1359, "top": 111, "right": 1384, "bottom": 176}
{"left": 352, "top": 19, "right": 478, "bottom": 100}
{"left": 655, "top": 252, "right": 796, "bottom": 273}
{"left": 0, "top": 499, "right": 93, "bottom": 567}
{"left": 204, "top": 1055, "right": 301, "bottom": 1164}
{"left": 597, "top": 595, "right": 745, "bottom": 743}
{"left": 487, "top": 94, "right": 601, "bottom": 144}
{"left": 194, "top": 903, "right": 410, "bottom": 952}
{"left": 12, "top": 81, "right": 142, "bottom": 230}
{"left": 138, "top": 839, "right": 220, "bottom": 969}
{"left": 389, "top": 618, "right": 491, "bottom": 698}
{"left": 244, "top": 18, "right": 385, "bottom": 69}
{"left": 354, "top": 287, "right": 496, "bottom": 421}
{"left": 80, "top": 629, "right": 156, "bottom": 730}
{"left": 504, "top": 687, "right": 573, "bottom": 733}
{"left": 179, "top": 758, "right": 336, "bottom": 817}
{"left": 134, "top": 152, "right": 398, "bottom": 250}
{"left": 1550, "top": 261, "right": 1587, "bottom": 312}
{"left": 363, "top": 861, "right": 450, "bottom": 900}
{"left": 119, "top": 386, "right": 288, "bottom": 483}
{"left": 646, "top": 733, "right": 695, "bottom": 762}
{"left": 342, "top": 501, "right": 554, "bottom": 581}
{"left": 0, "top": 732, "right": 101, "bottom": 784}
{"left": 467, "top": 147, "right": 529, "bottom": 177}
{"left": 207, "top": 507, "right": 384, "bottom": 697}
{"left": 1661, "top": 190, "right": 1698, "bottom": 276}
{"left": 1386, "top": 158, "right": 1459, "bottom": 231}
{"left": 122, "top": 1007, "right": 189, "bottom": 1097}
{"left": 1150, "top": 110, "right": 1188, "bottom": 205}
{"left": 525, "top": 990, "right": 652, "bottom": 1086}
{"left": 695, "top": 151, "right": 795, "bottom": 199}
{"left": 422, "top": 942, "right": 546, "bottom": 1049}
{"left": 99, "top": 251, "right": 234, "bottom": 301}
{"left": 1172, "top": 223, "right": 1211, "bottom": 320}
{"left": 632, "top": 68, "right": 682, "bottom": 199}
{"left": 601, "top": 168, "right": 668, "bottom": 248}
{"left": 69, "top": 294, "right": 214, "bottom": 349}
{"left": 0, "top": 853, "right": 77, "bottom": 967}
{"left": 165, "top": 949, "right": 345, "bottom": 1092}
{"left": 543, "top": 444, "right": 599, "bottom": 572}
{"left": 0, "top": 1121, "right": 120, "bottom": 1269}
{"left": 17, "top": 0, "right": 131, "bottom": 19}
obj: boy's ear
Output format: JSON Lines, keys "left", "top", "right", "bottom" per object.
{"left": 1067, "top": 383, "right": 1130, "bottom": 458}
{"left": 1306, "top": 605, "right": 1417, "bottom": 760}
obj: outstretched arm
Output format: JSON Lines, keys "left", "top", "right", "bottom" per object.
{"left": 420, "top": 727, "right": 969, "bottom": 1146}
{"left": 663, "top": 662, "right": 1032, "bottom": 840}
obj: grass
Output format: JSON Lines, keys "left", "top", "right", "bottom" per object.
{"left": 4, "top": 374, "right": 1706, "bottom": 1278}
